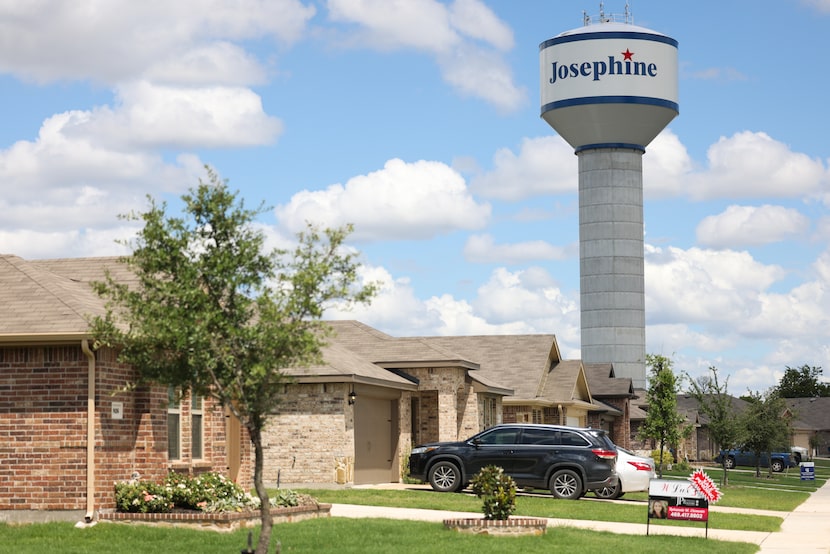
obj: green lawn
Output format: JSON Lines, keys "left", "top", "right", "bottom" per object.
{"left": 2, "top": 458, "right": 826, "bottom": 554}
{"left": 0, "top": 518, "right": 757, "bottom": 554}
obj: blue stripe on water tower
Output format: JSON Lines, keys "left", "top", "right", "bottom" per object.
{"left": 540, "top": 31, "right": 678, "bottom": 50}
{"left": 542, "top": 95, "right": 679, "bottom": 114}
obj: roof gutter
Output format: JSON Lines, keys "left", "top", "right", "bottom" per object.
{"left": 81, "top": 339, "right": 96, "bottom": 524}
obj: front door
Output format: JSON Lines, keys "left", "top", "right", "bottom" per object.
{"left": 354, "top": 396, "right": 395, "bottom": 484}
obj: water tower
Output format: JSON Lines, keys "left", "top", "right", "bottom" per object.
{"left": 539, "top": 5, "right": 678, "bottom": 389}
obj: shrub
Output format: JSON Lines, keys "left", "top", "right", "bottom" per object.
{"left": 114, "top": 481, "right": 173, "bottom": 513}
{"left": 469, "top": 465, "right": 517, "bottom": 520}
{"left": 115, "top": 471, "right": 303, "bottom": 514}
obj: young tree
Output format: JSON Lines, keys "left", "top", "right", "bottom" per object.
{"left": 776, "top": 365, "right": 830, "bottom": 398}
{"left": 685, "top": 366, "right": 740, "bottom": 486}
{"left": 90, "top": 169, "right": 377, "bottom": 554}
{"left": 740, "top": 390, "right": 792, "bottom": 478}
{"left": 639, "top": 354, "right": 690, "bottom": 477}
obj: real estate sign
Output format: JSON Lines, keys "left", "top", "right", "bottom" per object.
{"left": 648, "top": 479, "right": 709, "bottom": 522}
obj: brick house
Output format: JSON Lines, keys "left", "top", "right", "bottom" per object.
{"left": 0, "top": 256, "right": 251, "bottom": 523}
{"left": 1, "top": 255, "right": 635, "bottom": 512}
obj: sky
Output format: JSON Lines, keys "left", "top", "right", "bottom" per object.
{"left": 2, "top": 0, "right": 829, "bottom": 395}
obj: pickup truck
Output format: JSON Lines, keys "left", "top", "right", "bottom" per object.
{"left": 714, "top": 449, "right": 797, "bottom": 472}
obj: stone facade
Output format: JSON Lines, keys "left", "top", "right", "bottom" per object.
{"left": 261, "top": 382, "right": 354, "bottom": 485}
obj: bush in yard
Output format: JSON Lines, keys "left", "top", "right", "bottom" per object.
{"left": 116, "top": 472, "right": 302, "bottom": 513}
{"left": 115, "top": 481, "right": 173, "bottom": 513}
{"left": 162, "top": 471, "right": 250, "bottom": 510}
{"left": 469, "top": 465, "right": 517, "bottom": 520}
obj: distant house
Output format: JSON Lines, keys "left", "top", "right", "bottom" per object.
{"left": 0, "top": 255, "right": 252, "bottom": 523}
{"left": 1, "top": 255, "right": 635, "bottom": 519}
{"left": 785, "top": 397, "right": 830, "bottom": 457}
{"left": 264, "top": 322, "right": 637, "bottom": 486}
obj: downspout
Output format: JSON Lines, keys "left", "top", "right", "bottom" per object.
{"left": 81, "top": 339, "right": 96, "bottom": 523}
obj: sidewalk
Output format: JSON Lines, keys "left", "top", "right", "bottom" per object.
{"left": 756, "top": 474, "right": 830, "bottom": 553}
{"left": 335, "top": 478, "right": 830, "bottom": 551}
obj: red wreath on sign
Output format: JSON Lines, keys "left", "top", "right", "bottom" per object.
{"left": 690, "top": 469, "right": 722, "bottom": 503}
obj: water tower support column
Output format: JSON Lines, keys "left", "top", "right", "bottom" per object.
{"left": 578, "top": 147, "right": 646, "bottom": 389}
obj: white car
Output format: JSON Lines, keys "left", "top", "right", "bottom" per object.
{"left": 593, "top": 446, "right": 656, "bottom": 499}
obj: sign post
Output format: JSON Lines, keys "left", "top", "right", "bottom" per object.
{"left": 647, "top": 471, "right": 721, "bottom": 538}
{"left": 800, "top": 461, "right": 815, "bottom": 481}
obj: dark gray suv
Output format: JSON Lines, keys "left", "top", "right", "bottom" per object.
{"left": 409, "top": 424, "right": 618, "bottom": 500}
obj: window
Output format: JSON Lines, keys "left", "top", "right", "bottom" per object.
{"left": 476, "top": 427, "right": 518, "bottom": 445}
{"left": 167, "top": 387, "right": 181, "bottom": 460}
{"left": 559, "top": 430, "right": 590, "bottom": 447}
{"left": 520, "top": 428, "right": 558, "bottom": 445}
{"left": 532, "top": 409, "right": 543, "bottom": 424}
{"left": 483, "top": 397, "right": 497, "bottom": 429}
{"left": 191, "top": 394, "right": 203, "bottom": 460}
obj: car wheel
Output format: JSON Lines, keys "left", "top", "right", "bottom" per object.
{"left": 723, "top": 456, "right": 736, "bottom": 470}
{"left": 593, "top": 483, "right": 622, "bottom": 500}
{"left": 771, "top": 459, "right": 784, "bottom": 472}
{"left": 549, "top": 469, "right": 582, "bottom": 500}
{"left": 428, "top": 461, "right": 462, "bottom": 492}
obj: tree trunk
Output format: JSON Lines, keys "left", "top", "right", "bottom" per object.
{"left": 250, "top": 426, "right": 273, "bottom": 554}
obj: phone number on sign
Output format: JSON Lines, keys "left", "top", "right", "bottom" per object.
{"left": 667, "top": 506, "right": 708, "bottom": 521}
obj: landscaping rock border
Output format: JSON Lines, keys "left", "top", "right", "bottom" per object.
{"left": 98, "top": 503, "right": 331, "bottom": 533}
{"left": 443, "top": 517, "right": 547, "bottom": 536}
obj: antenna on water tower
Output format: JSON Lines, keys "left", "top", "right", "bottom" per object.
{"left": 539, "top": 6, "right": 678, "bottom": 389}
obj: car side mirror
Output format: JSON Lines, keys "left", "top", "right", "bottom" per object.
{"left": 471, "top": 438, "right": 481, "bottom": 448}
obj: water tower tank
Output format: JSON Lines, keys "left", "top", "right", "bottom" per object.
{"left": 540, "top": 19, "right": 678, "bottom": 151}
{"left": 539, "top": 12, "right": 678, "bottom": 389}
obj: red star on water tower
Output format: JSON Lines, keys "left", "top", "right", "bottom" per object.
{"left": 622, "top": 48, "right": 634, "bottom": 60}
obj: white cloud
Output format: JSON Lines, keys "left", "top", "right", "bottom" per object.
{"left": 642, "top": 129, "right": 693, "bottom": 198}
{"left": 87, "top": 81, "right": 283, "bottom": 149}
{"left": 274, "top": 158, "right": 491, "bottom": 241}
{"left": 325, "top": 0, "right": 524, "bottom": 111}
{"left": 645, "top": 244, "right": 786, "bottom": 325}
{"left": 697, "top": 205, "right": 811, "bottom": 248}
{"left": 0, "top": 0, "right": 315, "bottom": 85}
{"left": 687, "top": 131, "right": 827, "bottom": 200}
{"left": 463, "top": 234, "right": 571, "bottom": 264}
{"left": 325, "top": 263, "right": 580, "bottom": 353}
{"left": 470, "top": 136, "right": 576, "bottom": 200}
{"left": 448, "top": 0, "right": 514, "bottom": 50}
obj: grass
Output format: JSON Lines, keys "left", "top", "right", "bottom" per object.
{"left": 296, "top": 487, "right": 781, "bottom": 532}
{"left": 2, "top": 458, "right": 825, "bottom": 553}
{"left": 0, "top": 518, "right": 758, "bottom": 554}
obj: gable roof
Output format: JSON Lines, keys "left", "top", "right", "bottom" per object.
{"left": 327, "top": 321, "right": 512, "bottom": 395}
{"left": 284, "top": 341, "right": 418, "bottom": 390}
{"left": 583, "top": 362, "right": 634, "bottom": 397}
{"left": 785, "top": 397, "right": 830, "bottom": 431}
{"left": 0, "top": 255, "right": 119, "bottom": 341}
{"left": 419, "top": 334, "right": 558, "bottom": 401}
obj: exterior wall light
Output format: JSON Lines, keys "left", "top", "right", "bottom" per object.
{"left": 348, "top": 388, "right": 356, "bottom": 405}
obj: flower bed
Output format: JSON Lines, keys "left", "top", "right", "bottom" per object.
{"left": 101, "top": 471, "right": 329, "bottom": 532}
{"left": 99, "top": 502, "right": 331, "bottom": 533}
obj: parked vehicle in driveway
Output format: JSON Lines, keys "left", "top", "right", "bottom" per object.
{"left": 592, "top": 446, "right": 655, "bottom": 499}
{"left": 714, "top": 449, "right": 797, "bottom": 472}
{"left": 408, "top": 424, "right": 618, "bottom": 500}
{"left": 791, "top": 446, "right": 808, "bottom": 464}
